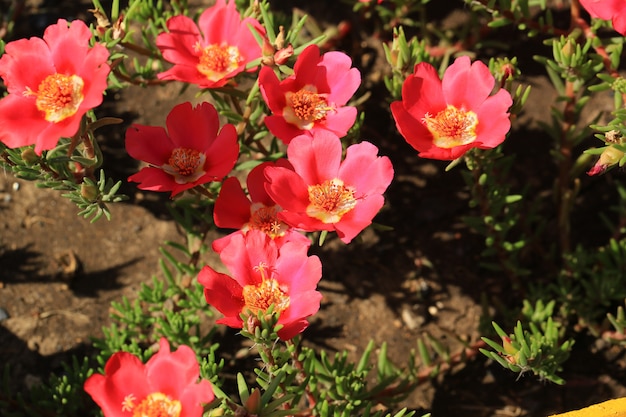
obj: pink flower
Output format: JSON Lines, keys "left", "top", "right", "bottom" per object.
{"left": 198, "top": 230, "right": 322, "bottom": 340}
{"left": 390, "top": 56, "right": 513, "bottom": 160}
{"left": 126, "top": 102, "right": 239, "bottom": 197}
{"left": 156, "top": 0, "right": 265, "bottom": 88}
{"left": 264, "top": 131, "right": 394, "bottom": 244}
{"left": 0, "top": 19, "right": 110, "bottom": 154}
{"left": 259, "top": 44, "right": 361, "bottom": 144}
{"left": 84, "top": 338, "right": 214, "bottom": 417}
{"left": 580, "top": 0, "right": 626, "bottom": 35}
{"left": 213, "top": 161, "right": 311, "bottom": 253}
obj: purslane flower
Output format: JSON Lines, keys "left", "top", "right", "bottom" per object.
{"left": 580, "top": 0, "right": 626, "bottom": 35}
{"left": 264, "top": 131, "right": 394, "bottom": 244}
{"left": 390, "top": 56, "right": 513, "bottom": 161}
{"left": 84, "top": 338, "right": 214, "bottom": 417}
{"left": 0, "top": 19, "right": 110, "bottom": 154}
{"left": 212, "top": 161, "right": 311, "bottom": 253}
{"left": 198, "top": 230, "right": 322, "bottom": 340}
{"left": 126, "top": 101, "right": 239, "bottom": 197}
{"left": 259, "top": 44, "right": 361, "bottom": 144}
{"left": 156, "top": 0, "right": 265, "bottom": 88}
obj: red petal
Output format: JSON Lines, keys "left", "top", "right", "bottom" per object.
{"left": 214, "top": 177, "right": 251, "bottom": 229}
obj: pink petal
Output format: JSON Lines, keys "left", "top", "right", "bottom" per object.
{"left": 145, "top": 339, "right": 202, "bottom": 396}
{"left": 335, "top": 194, "right": 385, "bottom": 243}
{"left": 264, "top": 115, "right": 305, "bottom": 145}
{"left": 259, "top": 67, "right": 286, "bottom": 113}
{"left": 338, "top": 141, "right": 394, "bottom": 198}
{"left": 84, "top": 352, "right": 149, "bottom": 417}
{"left": 0, "top": 37, "right": 55, "bottom": 94}
{"left": 475, "top": 89, "right": 513, "bottom": 148}
{"left": 157, "top": 15, "right": 202, "bottom": 66}
{"left": 390, "top": 101, "right": 435, "bottom": 155}
{"left": 321, "top": 106, "right": 358, "bottom": 138}
{"left": 442, "top": 56, "right": 495, "bottom": 111}
{"left": 275, "top": 242, "right": 322, "bottom": 293}
{"left": 402, "top": 63, "right": 446, "bottom": 116}
{"left": 198, "top": 265, "right": 245, "bottom": 320}
{"left": 287, "top": 133, "right": 342, "bottom": 184}
{"left": 264, "top": 166, "right": 311, "bottom": 213}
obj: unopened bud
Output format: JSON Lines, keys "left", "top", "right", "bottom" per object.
{"left": 588, "top": 146, "right": 625, "bottom": 176}
{"left": 561, "top": 39, "right": 576, "bottom": 59}
{"left": 80, "top": 183, "right": 99, "bottom": 202}
{"left": 274, "top": 26, "right": 285, "bottom": 50}
{"left": 246, "top": 314, "right": 261, "bottom": 334}
{"left": 89, "top": 8, "right": 110, "bottom": 36}
{"left": 20, "top": 148, "right": 39, "bottom": 165}
{"left": 244, "top": 389, "right": 262, "bottom": 415}
{"left": 274, "top": 44, "right": 294, "bottom": 66}
{"left": 112, "top": 14, "right": 126, "bottom": 40}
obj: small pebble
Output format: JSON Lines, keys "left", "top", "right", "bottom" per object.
{"left": 12, "top": 182, "right": 20, "bottom": 192}
{"left": 0, "top": 308, "right": 8, "bottom": 321}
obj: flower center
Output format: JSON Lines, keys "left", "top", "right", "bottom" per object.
{"left": 122, "top": 392, "right": 182, "bottom": 417}
{"left": 307, "top": 178, "right": 357, "bottom": 224}
{"left": 248, "top": 203, "right": 287, "bottom": 239}
{"left": 242, "top": 263, "right": 290, "bottom": 315}
{"left": 27, "top": 73, "right": 84, "bottom": 123}
{"left": 161, "top": 147, "right": 206, "bottom": 184}
{"left": 422, "top": 105, "right": 478, "bottom": 149}
{"left": 283, "top": 86, "right": 332, "bottom": 130}
{"left": 196, "top": 43, "right": 241, "bottom": 81}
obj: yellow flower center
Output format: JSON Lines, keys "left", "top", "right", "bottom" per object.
{"left": 283, "top": 86, "right": 332, "bottom": 130}
{"left": 242, "top": 263, "right": 290, "bottom": 315}
{"left": 122, "top": 392, "right": 182, "bottom": 417}
{"left": 196, "top": 43, "right": 241, "bottom": 81}
{"left": 422, "top": 105, "right": 478, "bottom": 148}
{"left": 248, "top": 203, "right": 287, "bottom": 239}
{"left": 306, "top": 178, "right": 356, "bottom": 224}
{"left": 27, "top": 73, "right": 84, "bottom": 123}
{"left": 161, "top": 147, "right": 206, "bottom": 184}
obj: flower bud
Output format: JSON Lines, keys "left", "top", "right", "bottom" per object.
{"left": 561, "top": 39, "right": 576, "bottom": 59}
{"left": 20, "top": 148, "right": 39, "bottom": 165}
{"left": 274, "top": 44, "right": 294, "bottom": 66}
{"left": 588, "top": 146, "right": 625, "bottom": 176}
{"left": 244, "top": 389, "right": 262, "bottom": 415}
{"left": 80, "top": 182, "right": 99, "bottom": 202}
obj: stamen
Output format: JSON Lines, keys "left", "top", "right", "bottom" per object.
{"left": 283, "top": 86, "right": 333, "bottom": 130}
{"left": 243, "top": 265, "right": 290, "bottom": 314}
{"left": 196, "top": 43, "right": 241, "bottom": 81}
{"left": 25, "top": 73, "right": 84, "bottom": 123}
{"left": 128, "top": 392, "right": 182, "bottom": 417}
{"left": 422, "top": 105, "right": 478, "bottom": 148}
{"left": 161, "top": 148, "right": 206, "bottom": 184}
{"left": 248, "top": 203, "right": 286, "bottom": 238}
{"left": 307, "top": 178, "right": 356, "bottom": 224}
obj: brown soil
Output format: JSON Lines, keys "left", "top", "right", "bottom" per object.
{"left": 2, "top": 1, "right": 626, "bottom": 416}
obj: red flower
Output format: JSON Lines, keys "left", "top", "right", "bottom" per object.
{"left": 198, "top": 230, "right": 322, "bottom": 340}
{"left": 580, "top": 0, "right": 626, "bottom": 35}
{"left": 259, "top": 45, "right": 361, "bottom": 144}
{"left": 264, "top": 131, "right": 393, "bottom": 244}
{"left": 84, "top": 338, "right": 214, "bottom": 417}
{"left": 213, "top": 161, "right": 311, "bottom": 253}
{"left": 126, "top": 102, "right": 239, "bottom": 197}
{"left": 0, "top": 19, "right": 110, "bottom": 154}
{"left": 390, "top": 56, "right": 512, "bottom": 160}
{"left": 156, "top": 0, "right": 265, "bottom": 88}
